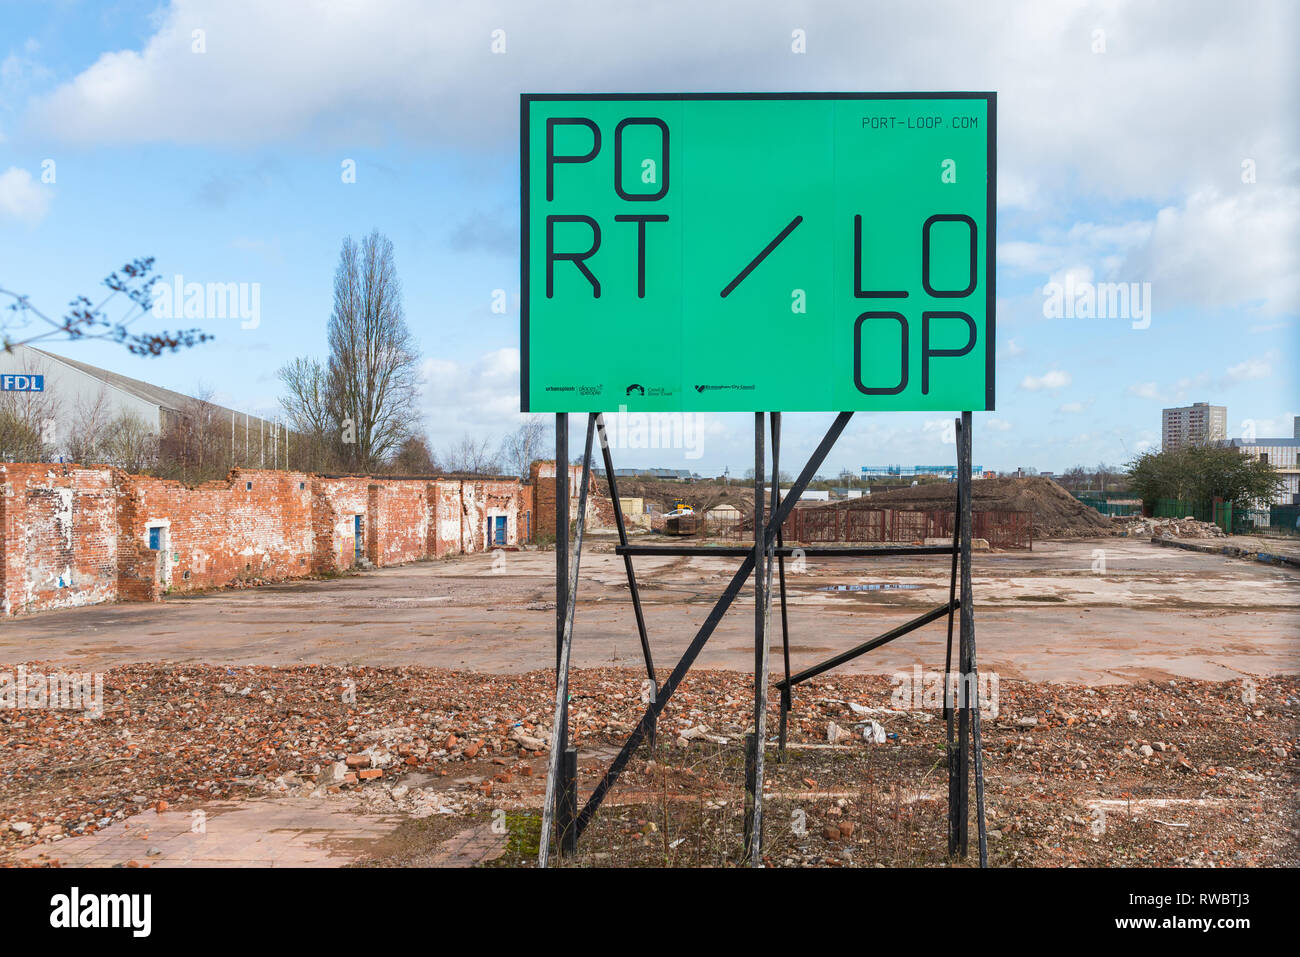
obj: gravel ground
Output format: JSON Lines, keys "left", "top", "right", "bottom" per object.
{"left": 2, "top": 662, "right": 1296, "bottom": 867}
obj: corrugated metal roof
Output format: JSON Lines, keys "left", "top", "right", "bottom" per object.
{"left": 1225, "top": 437, "right": 1300, "bottom": 448}
{"left": 30, "top": 346, "right": 278, "bottom": 429}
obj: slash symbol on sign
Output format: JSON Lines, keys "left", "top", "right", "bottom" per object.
{"left": 719, "top": 215, "right": 804, "bottom": 298}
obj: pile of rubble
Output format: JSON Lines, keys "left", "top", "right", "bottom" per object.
{"left": 1, "top": 662, "right": 1295, "bottom": 866}
{"left": 1113, "top": 515, "right": 1227, "bottom": 539}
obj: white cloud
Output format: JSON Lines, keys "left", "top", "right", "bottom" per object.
{"left": 997, "top": 337, "right": 1025, "bottom": 360}
{"left": 1122, "top": 186, "right": 1300, "bottom": 316}
{"left": 418, "top": 347, "right": 521, "bottom": 450}
{"left": 0, "top": 166, "right": 50, "bottom": 224}
{"left": 1237, "top": 411, "right": 1297, "bottom": 438}
{"left": 1020, "top": 369, "right": 1071, "bottom": 391}
{"left": 1009, "top": 182, "right": 1299, "bottom": 318}
{"left": 1222, "top": 351, "right": 1276, "bottom": 385}
{"left": 984, "top": 418, "right": 1013, "bottom": 431}
{"left": 1059, "top": 401, "right": 1085, "bottom": 413}
{"left": 1127, "top": 382, "right": 1160, "bottom": 400}
{"left": 21, "top": 1, "right": 1298, "bottom": 203}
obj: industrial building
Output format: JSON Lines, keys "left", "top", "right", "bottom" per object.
{"left": 0, "top": 344, "right": 283, "bottom": 465}
{"left": 859, "top": 464, "right": 984, "bottom": 478}
{"left": 1220, "top": 416, "right": 1300, "bottom": 506}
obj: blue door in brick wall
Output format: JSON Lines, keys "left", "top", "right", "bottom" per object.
{"left": 354, "top": 514, "right": 363, "bottom": 563}
{"left": 493, "top": 515, "right": 507, "bottom": 545}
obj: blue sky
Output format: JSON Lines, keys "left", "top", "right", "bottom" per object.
{"left": 1, "top": 0, "right": 1296, "bottom": 476}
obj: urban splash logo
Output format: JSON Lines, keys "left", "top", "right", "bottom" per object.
{"left": 49, "top": 887, "right": 151, "bottom": 937}
{"left": 151, "top": 274, "right": 260, "bottom": 329}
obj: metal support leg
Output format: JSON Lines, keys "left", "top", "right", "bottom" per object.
{"left": 742, "top": 732, "right": 757, "bottom": 853}
{"left": 946, "top": 417, "right": 963, "bottom": 856}
{"left": 539, "top": 414, "right": 594, "bottom": 867}
{"left": 555, "top": 415, "right": 568, "bottom": 678}
{"left": 744, "top": 412, "right": 766, "bottom": 863}
{"left": 956, "top": 414, "right": 971, "bottom": 857}
{"left": 959, "top": 410, "right": 989, "bottom": 867}
{"left": 573, "top": 412, "right": 854, "bottom": 844}
{"left": 558, "top": 747, "right": 578, "bottom": 855}
{"left": 746, "top": 412, "right": 781, "bottom": 864}
{"left": 776, "top": 524, "right": 791, "bottom": 754}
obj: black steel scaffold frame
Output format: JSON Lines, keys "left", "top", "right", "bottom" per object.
{"left": 539, "top": 410, "right": 987, "bottom": 868}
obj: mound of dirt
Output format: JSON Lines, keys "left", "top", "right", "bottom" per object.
{"left": 824, "top": 476, "right": 1113, "bottom": 540}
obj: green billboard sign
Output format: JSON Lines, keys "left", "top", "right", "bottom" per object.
{"left": 521, "top": 93, "right": 995, "bottom": 413}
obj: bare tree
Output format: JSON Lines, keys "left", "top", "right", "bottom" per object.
{"left": 65, "top": 387, "right": 115, "bottom": 464}
{"left": 102, "top": 412, "right": 158, "bottom": 473}
{"left": 499, "top": 414, "right": 551, "bottom": 479}
{"left": 324, "top": 232, "right": 421, "bottom": 471}
{"left": 0, "top": 358, "right": 59, "bottom": 462}
{"left": 390, "top": 434, "right": 438, "bottom": 474}
{"left": 443, "top": 432, "right": 500, "bottom": 474}
{"left": 277, "top": 356, "right": 339, "bottom": 472}
{"left": 156, "top": 386, "right": 250, "bottom": 482}
{"left": 0, "top": 401, "right": 52, "bottom": 461}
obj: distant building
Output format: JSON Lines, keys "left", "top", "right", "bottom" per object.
{"left": 860, "top": 464, "right": 983, "bottom": 478}
{"left": 1162, "top": 402, "right": 1227, "bottom": 451}
{"left": 0, "top": 344, "right": 282, "bottom": 465}
{"left": 1220, "top": 419, "right": 1300, "bottom": 506}
{"left": 830, "top": 487, "right": 865, "bottom": 499}
{"left": 611, "top": 467, "right": 695, "bottom": 480}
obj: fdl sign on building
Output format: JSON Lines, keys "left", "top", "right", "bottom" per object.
{"left": 1, "top": 374, "right": 44, "bottom": 392}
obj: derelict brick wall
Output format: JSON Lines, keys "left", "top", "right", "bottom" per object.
{"left": 431, "top": 480, "right": 463, "bottom": 558}
{"left": 0, "top": 464, "right": 120, "bottom": 615}
{"left": 1, "top": 465, "right": 524, "bottom": 616}
{"left": 474, "top": 478, "right": 525, "bottom": 549}
{"left": 530, "top": 461, "right": 557, "bottom": 542}
{"left": 311, "top": 478, "right": 369, "bottom": 573}
{"left": 528, "top": 461, "right": 615, "bottom": 542}
{"left": 371, "top": 481, "right": 430, "bottom": 566}
{"left": 126, "top": 469, "right": 316, "bottom": 593}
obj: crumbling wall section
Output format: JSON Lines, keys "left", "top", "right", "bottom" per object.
{"left": 125, "top": 469, "right": 315, "bottom": 593}
{"left": 370, "top": 480, "right": 430, "bottom": 566}
{"left": 0, "top": 464, "right": 120, "bottom": 615}
{"left": 528, "top": 460, "right": 616, "bottom": 542}
{"left": 1, "top": 466, "right": 524, "bottom": 616}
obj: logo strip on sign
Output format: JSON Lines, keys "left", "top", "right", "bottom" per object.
{"left": 521, "top": 92, "right": 996, "bottom": 414}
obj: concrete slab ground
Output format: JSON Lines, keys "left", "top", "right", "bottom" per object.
{"left": 17, "top": 798, "right": 408, "bottom": 867}
{"left": 2, "top": 537, "right": 1297, "bottom": 685}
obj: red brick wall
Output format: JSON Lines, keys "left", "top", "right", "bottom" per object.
{"left": 0, "top": 464, "right": 120, "bottom": 616}
{"left": 0, "top": 465, "right": 526, "bottom": 616}
{"left": 311, "top": 478, "right": 369, "bottom": 573}
{"left": 125, "top": 469, "right": 316, "bottom": 592}
{"left": 528, "top": 460, "right": 616, "bottom": 542}
{"left": 371, "top": 480, "right": 429, "bottom": 566}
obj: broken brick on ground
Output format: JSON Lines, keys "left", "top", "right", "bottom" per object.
{"left": 2, "top": 664, "right": 1294, "bottom": 867}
